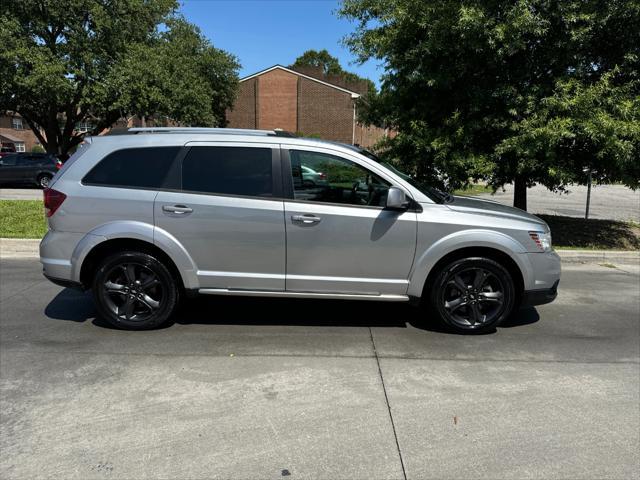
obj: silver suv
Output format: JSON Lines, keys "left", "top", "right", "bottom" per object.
{"left": 40, "top": 127, "right": 560, "bottom": 333}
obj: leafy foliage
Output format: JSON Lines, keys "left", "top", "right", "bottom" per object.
{"left": 339, "top": 0, "right": 640, "bottom": 209}
{"left": 290, "top": 49, "right": 377, "bottom": 98}
{"left": 0, "top": 0, "right": 239, "bottom": 155}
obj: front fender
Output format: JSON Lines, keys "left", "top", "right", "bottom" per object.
{"left": 70, "top": 221, "right": 199, "bottom": 289}
{"left": 407, "top": 229, "right": 532, "bottom": 298}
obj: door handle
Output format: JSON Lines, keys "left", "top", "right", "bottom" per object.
{"left": 291, "top": 214, "right": 321, "bottom": 225}
{"left": 162, "top": 204, "right": 193, "bottom": 214}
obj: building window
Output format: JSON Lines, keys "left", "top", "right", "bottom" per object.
{"left": 15, "top": 142, "right": 25, "bottom": 152}
{"left": 12, "top": 117, "right": 23, "bottom": 130}
{"left": 76, "top": 121, "right": 94, "bottom": 133}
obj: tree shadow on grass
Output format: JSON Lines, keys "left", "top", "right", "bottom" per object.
{"left": 538, "top": 214, "right": 640, "bottom": 250}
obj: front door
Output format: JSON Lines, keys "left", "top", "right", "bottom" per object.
{"left": 0, "top": 155, "right": 19, "bottom": 183}
{"left": 283, "top": 147, "right": 417, "bottom": 296}
{"left": 155, "top": 143, "right": 286, "bottom": 291}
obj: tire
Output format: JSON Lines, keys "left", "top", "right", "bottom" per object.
{"left": 37, "top": 174, "right": 52, "bottom": 188}
{"left": 92, "top": 251, "right": 179, "bottom": 330}
{"left": 428, "top": 257, "right": 516, "bottom": 334}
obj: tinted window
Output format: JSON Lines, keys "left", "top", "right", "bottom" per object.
{"left": 182, "top": 146, "right": 272, "bottom": 197}
{"left": 83, "top": 147, "right": 179, "bottom": 188}
{"left": 290, "top": 150, "right": 390, "bottom": 207}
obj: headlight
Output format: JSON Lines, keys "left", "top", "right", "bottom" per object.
{"left": 529, "top": 231, "right": 552, "bottom": 252}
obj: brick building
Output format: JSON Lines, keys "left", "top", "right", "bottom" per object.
{"left": 226, "top": 65, "right": 391, "bottom": 148}
{"left": 0, "top": 114, "right": 42, "bottom": 152}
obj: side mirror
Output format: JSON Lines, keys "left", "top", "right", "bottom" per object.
{"left": 385, "top": 186, "right": 410, "bottom": 210}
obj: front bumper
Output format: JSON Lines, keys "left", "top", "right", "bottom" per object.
{"left": 521, "top": 279, "right": 559, "bottom": 307}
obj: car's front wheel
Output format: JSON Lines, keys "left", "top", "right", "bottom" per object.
{"left": 92, "top": 251, "right": 179, "bottom": 330}
{"left": 429, "top": 257, "right": 516, "bottom": 334}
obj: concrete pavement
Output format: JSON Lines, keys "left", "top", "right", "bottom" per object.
{"left": 1, "top": 258, "right": 638, "bottom": 479}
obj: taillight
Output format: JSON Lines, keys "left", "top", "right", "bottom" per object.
{"left": 319, "top": 172, "right": 327, "bottom": 180}
{"left": 43, "top": 188, "right": 66, "bottom": 217}
{"left": 55, "top": 160, "right": 63, "bottom": 169}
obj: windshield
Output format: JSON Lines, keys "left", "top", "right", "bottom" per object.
{"left": 358, "top": 149, "right": 451, "bottom": 204}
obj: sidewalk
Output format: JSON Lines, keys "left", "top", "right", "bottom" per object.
{"left": 2, "top": 237, "right": 638, "bottom": 264}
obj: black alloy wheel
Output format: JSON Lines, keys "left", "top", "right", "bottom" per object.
{"left": 431, "top": 257, "right": 516, "bottom": 333}
{"left": 92, "top": 251, "right": 178, "bottom": 330}
{"left": 38, "top": 174, "right": 52, "bottom": 188}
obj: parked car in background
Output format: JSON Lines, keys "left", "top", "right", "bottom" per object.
{"left": 0, "top": 145, "right": 16, "bottom": 158}
{"left": 0, "top": 153, "right": 62, "bottom": 187}
{"left": 40, "top": 127, "right": 560, "bottom": 333}
{"left": 300, "top": 165, "right": 328, "bottom": 187}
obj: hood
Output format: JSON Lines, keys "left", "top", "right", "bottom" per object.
{"left": 446, "top": 195, "right": 548, "bottom": 230}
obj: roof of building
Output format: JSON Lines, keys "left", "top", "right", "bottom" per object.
{"left": 0, "top": 132, "right": 23, "bottom": 142}
{"left": 239, "top": 65, "right": 361, "bottom": 99}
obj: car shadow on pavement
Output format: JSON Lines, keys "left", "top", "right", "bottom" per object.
{"left": 45, "top": 287, "right": 96, "bottom": 322}
{"left": 44, "top": 288, "right": 539, "bottom": 333}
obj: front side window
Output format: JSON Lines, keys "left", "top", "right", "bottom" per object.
{"left": 289, "top": 150, "right": 390, "bottom": 207}
{"left": 83, "top": 147, "right": 179, "bottom": 188}
{"left": 182, "top": 146, "right": 273, "bottom": 197}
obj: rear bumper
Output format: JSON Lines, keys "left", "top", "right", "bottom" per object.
{"left": 521, "top": 280, "right": 559, "bottom": 307}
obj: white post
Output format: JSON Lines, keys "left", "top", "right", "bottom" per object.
{"left": 352, "top": 101, "right": 356, "bottom": 145}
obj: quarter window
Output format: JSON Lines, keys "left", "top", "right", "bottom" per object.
{"left": 83, "top": 147, "right": 179, "bottom": 188}
{"left": 289, "top": 150, "right": 390, "bottom": 207}
{"left": 182, "top": 146, "right": 273, "bottom": 197}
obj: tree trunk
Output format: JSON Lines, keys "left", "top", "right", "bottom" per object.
{"left": 513, "top": 175, "right": 527, "bottom": 211}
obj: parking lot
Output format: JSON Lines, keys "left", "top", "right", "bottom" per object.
{"left": 1, "top": 257, "right": 639, "bottom": 479}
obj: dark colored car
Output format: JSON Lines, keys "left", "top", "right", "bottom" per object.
{"left": 0, "top": 153, "right": 62, "bottom": 188}
{"left": 0, "top": 145, "right": 16, "bottom": 158}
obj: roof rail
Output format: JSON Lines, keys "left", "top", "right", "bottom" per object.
{"left": 127, "top": 127, "right": 277, "bottom": 136}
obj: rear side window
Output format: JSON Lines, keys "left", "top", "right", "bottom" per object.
{"left": 83, "top": 147, "right": 179, "bottom": 189}
{"left": 182, "top": 146, "right": 273, "bottom": 197}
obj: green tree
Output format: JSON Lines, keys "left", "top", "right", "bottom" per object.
{"left": 290, "top": 49, "right": 377, "bottom": 97}
{"left": 291, "top": 49, "right": 344, "bottom": 76}
{"left": 340, "top": 0, "right": 640, "bottom": 210}
{"left": 0, "top": 0, "right": 239, "bottom": 156}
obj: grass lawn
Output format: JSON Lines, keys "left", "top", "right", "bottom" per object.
{"left": 0, "top": 199, "right": 638, "bottom": 250}
{"left": 538, "top": 214, "right": 640, "bottom": 250}
{"left": 0, "top": 200, "right": 47, "bottom": 239}
{"left": 452, "top": 184, "right": 493, "bottom": 196}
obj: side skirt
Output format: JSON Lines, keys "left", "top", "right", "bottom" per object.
{"left": 198, "top": 288, "right": 409, "bottom": 302}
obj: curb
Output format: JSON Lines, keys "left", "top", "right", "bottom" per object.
{"left": 556, "top": 249, "right": 639, "bottom": 264}
{"left": 1, "top": 238, "right": 638, "bottom": 264}
{"left": 0, "top": 238, "right": 40, "bottom": 258}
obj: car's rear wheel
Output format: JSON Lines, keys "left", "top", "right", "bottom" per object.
{"left": 429, "top": 257, "right": 516, "bottom": 334}
{"left": 37, "top": 173, "right": 52, "bottom": 188}
{"left": 92, "top": 251, "right": 178, "bottom": 330}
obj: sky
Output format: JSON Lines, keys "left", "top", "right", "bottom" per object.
{"left": 179, "top": 0, "right": 383, "bottom": 87}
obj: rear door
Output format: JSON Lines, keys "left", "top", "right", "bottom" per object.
{"left": 154, "top": 143, "right": 286, "bottom": 291}
{"left": 15, "top": 155, "right": 38, "bottom": 183}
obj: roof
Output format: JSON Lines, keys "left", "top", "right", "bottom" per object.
{"left": 96, "top": 127, "right": 359, "bottom": 154}
{"left": 240, "top": 65, "right": 361, "bottom": 99}
{"left": 0, "top": 132, "right": 23, "bottom": 142}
